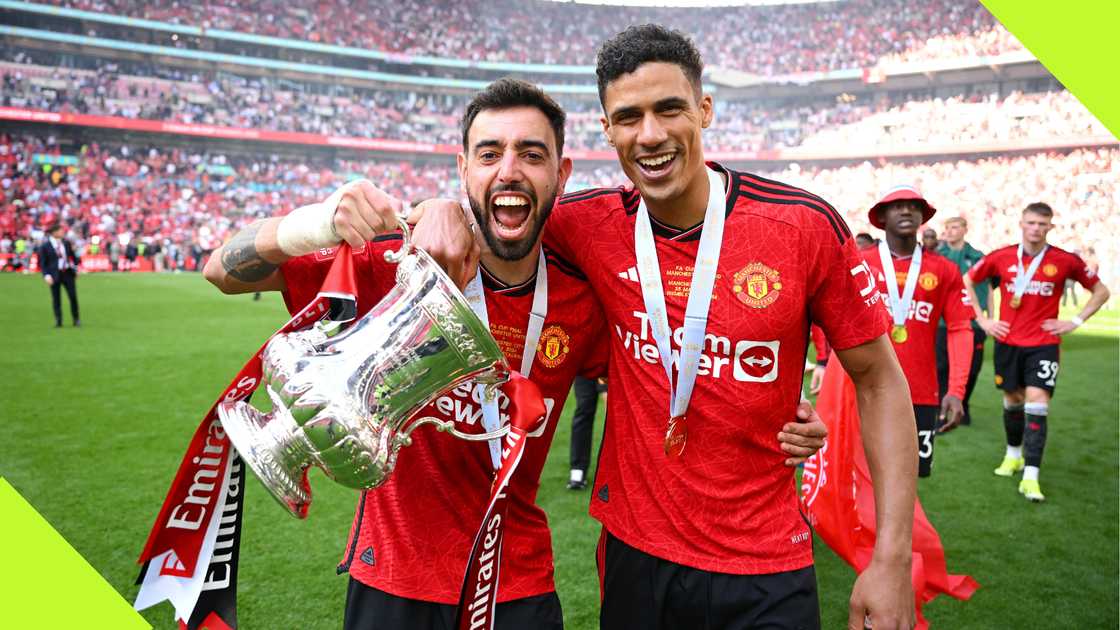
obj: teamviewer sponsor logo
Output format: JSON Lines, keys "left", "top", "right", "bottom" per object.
{"left": 873, "top": 292, "right": 935, "bottom": 323}
{"left": 617, "top": 311, "right": 780, "bottom": 383}
{"left": 732, "top": 340, "right": 779, "bottom": 382}
{"left": 1004, "top": 279, "right": 1056, "bottom": 297}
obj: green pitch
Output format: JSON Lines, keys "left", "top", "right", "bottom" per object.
{"left": 1, "top": 273, "right": 1116, "bottom": 629}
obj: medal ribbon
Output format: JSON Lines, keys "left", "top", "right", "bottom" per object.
{"left": 1012, "top": 243, "right": 1049, "bottom": 302}
{"left": 633, "top": 166, "right": 726, "bottom": 420}
{"left": 878, "top": 240, "right": 923, "bottom": 328}
{"left": 136, "top": 245, "right": 360, "bottom": 629}
{"left": 463, "top": 249, "right": 548, "bottom": 468}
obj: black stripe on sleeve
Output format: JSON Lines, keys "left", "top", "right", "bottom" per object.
{"left": 737, "top": 189, "right": 849, "bottom": 244}
{"left": 559, "top": 187, "right": 618, "bottom": 205}
{"left": 621, "top": 189, "right": 641, "bottom": 214}
{"left": 543, "top": 244, "right": 588, "bottom": 281}
{"left": 739, "top": 171, "right": 838, "bottom": 209}
{"left": 738, "top": 173, "right": 850, "bottom": 239}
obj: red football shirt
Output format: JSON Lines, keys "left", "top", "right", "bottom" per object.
{"left": 545, "top": 164, "right": 889, "bottom": 574}
{"left": 281, "top": 236, "right": 608, "bottom": 603}
{"left": 968, "top": 244, "right": 1099, "bottom": 347}
{"left": 861, "top": 248, "right": 973, "bottom": 406}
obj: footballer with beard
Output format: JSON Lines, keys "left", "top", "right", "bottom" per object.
{"left": 204, "top": 78, "right": 828, "bottom": 629}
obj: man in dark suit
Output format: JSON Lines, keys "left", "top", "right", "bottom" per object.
{"left": 39, "top": 222, "right": 81, "bottom": 327}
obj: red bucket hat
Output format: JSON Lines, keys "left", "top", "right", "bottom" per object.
{"left": 868, "top": 185, "right": 936, "bottom": 229}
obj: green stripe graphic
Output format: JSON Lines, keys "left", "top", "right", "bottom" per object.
{"left": 982, "top": 0, "right": 1120, "bottom": 138}
{"left": 0, "top": 478, "right": 150, "bottom": 628}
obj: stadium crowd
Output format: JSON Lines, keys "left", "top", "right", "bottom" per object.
{"left": 2, "top": 128, "right": 1114, "bottom": 289}
{"left": 797, "top": 90, "right": 1110, "bottom": 151}
{"left": 875, "top": 25, "right": 1023, "bottom": 66}
{"left": 0, "top": 133, "right": 460, "bottom": 271}
{"left": 43, "top": 0, "right": 1020, "bottom": 73}
{"left": 1, "top": 51, "right": 1095, "bottom": 154}
{"left": 775, "top": 148, "right": 1117, "bottom": 285}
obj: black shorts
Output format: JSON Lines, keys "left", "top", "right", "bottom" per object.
{"left": 915, "top": 404, "right": 938, "bottom": 478}
{"left": 993, "top": 342, "right": 1061, "bottom": 395}
{"left": 343, "top": 578, "right": 563, "bottom": 630}
{"left": 598, "top": 530, "right": 820, "bottom": 630}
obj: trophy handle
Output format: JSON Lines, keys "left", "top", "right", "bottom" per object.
{"left": 383, "top": 217, "right": 412, "bottom": 264}
{"left": 402, "top": 415, "right": 512, "bottom": 442}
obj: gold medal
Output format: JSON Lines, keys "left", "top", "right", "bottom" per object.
{"left": 664, "top": 415, "right": 687, "bottom": 458}
{"left": 1009, "top": 296, "right": 1021, "bottom": 309}
{"left": 890, "top": 324, "right": 908, "bottom": 344}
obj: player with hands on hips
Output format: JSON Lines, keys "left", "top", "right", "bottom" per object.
{"left": 964, "top": 202, "right": 1109, "bottom": 502}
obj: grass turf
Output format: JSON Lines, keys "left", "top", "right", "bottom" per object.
{"left": 1, "top": 272, "right": 1116, "bottom": 629}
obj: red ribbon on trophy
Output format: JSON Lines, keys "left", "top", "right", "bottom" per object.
{"left": 455, "top": 373, "right": 547, "bottom": 630}
{"left": 136, "top": 243, "right": 549, "bottom": 630}
{"left": 135, "top": 249, "right": 358, "bottom": 629}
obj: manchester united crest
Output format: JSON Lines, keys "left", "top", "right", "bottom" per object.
{"left": 919, "top": 272, "right": 939, "bottom": 291}
{"left": 733, "top": 262, "right": 782, "bottom": 309}
{"left": 1043, "top": 263, "right": 1059, "bottom": 277}
{"left": 536, "top": 325, "right": 570, "bottom": 368}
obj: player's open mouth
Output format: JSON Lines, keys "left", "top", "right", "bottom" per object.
{"left": 635, "top": 152, "right": 677, "bottom": 180}
{"left": 490, "top": 192, "right": 533, "bottom": 240}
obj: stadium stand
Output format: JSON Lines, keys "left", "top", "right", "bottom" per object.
{"left": 2, "top": 129, "right": 1114, "bottom": 286}
{"left": 33, "top": 0, "right": 1020, "bottom": 72}
{"left": 0, "top": 0, "right": 1113, "bottom": 289}
{"left": 0, "top": 133, "right": 463, "bottom": 270}
{"left": 775, "top": 148, "right": 1117, "bottom": 284}
{"left": 0, "top": 45, "right": 1103, "bottom": 155}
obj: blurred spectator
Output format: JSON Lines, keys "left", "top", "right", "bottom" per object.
{"left": 922, "top": 228, "right": 940, "bottom": 252}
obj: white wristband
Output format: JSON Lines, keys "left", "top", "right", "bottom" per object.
{"left": 276, "top": 188, "right": 345, "bottom": 256}
{"left": 1071, "top": 316, "right": 1085, "bottom": 327}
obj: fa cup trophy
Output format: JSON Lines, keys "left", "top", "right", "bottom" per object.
{"left": 218, "top": 221, "right": 510, "bottom": 518}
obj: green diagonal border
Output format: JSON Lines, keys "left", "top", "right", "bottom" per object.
{"left": 982, "top": 0, "right": 1120, "bottom": 139}
{"left": 0, "top": 478, "right": 150, "bottom": 628}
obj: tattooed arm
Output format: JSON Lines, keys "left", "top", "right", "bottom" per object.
{"left": 204, "top": 180, "right": 404, "bottom": 294}
{"left": 204, "top": 218, "right": 289, "bottom": 294}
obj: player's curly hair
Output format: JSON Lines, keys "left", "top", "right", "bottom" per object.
{"left": 460, "top": 78, "right": 566, "bottom": 156}
{"left": 595, "top": 24, "right": 704, "bottom": 106}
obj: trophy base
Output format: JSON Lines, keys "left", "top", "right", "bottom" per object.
{"left": 217, "top": 398, "right": 312, "bottom": 519}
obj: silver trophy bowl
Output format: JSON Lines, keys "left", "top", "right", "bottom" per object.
{"left": 218, "top": 222, "right": 510, "bottom": 517}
